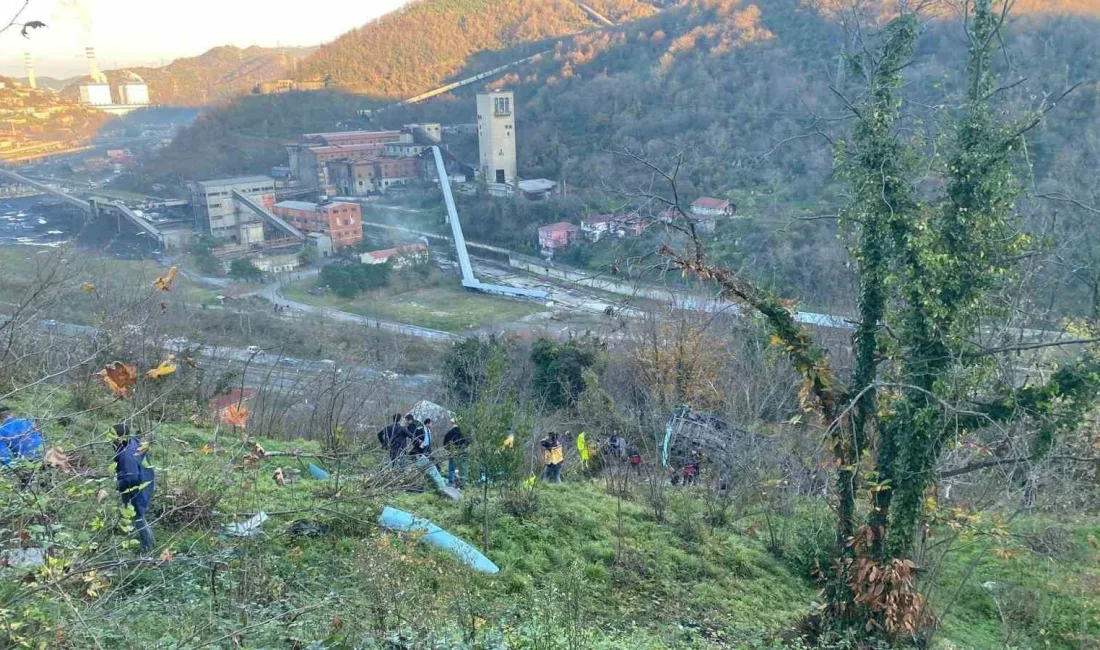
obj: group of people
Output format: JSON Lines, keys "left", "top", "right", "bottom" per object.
{"left": 539, "top": 431, "right": 645, "bottom": 483}
{"left": 377, "top": 414, "right": 469, "bottom": 487}
{"left": 374, "top": 415, "right": 708, "bottom": 490}
{"left": 0, "top": 404, "right": 156, "bottom": 553}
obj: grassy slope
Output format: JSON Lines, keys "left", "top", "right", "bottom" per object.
{"left": 2, "top": 393, "right": 1098, "bottom": 648}
{"left": 283, "top": 275, "right": 546, "bottom": 333}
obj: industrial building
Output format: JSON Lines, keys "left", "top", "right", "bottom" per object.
{"left": 328, "top": 156, "right": 420, "bottom": 196}
{"left": 286, "top": 128, "right": 432, "bottom": 194}
{"left": 476, "top": 91, "right": 517, "bottom": 186}
{"left": 191, "top": 176, "right": 277, "bottom": 242}
{"left": 119, "top": 78, "right": 150, "bottom": 106}
{"left": 272, "top": 200, "right": 362, "bottom": 248}
{"left": 78, "top": 47, "right": 113, "bottom": 106}
{"left": 404, "top": 123, "right": 442, "bottom": 143}
{"left": 76, "top": 48, "right": 151, "bottom": 114}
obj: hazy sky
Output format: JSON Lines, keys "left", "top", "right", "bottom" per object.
{"left": 5, "top": 0, "right": 411, "bottom": 77}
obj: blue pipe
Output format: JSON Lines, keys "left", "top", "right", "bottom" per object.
{"left": 378, "top": 506, "right": 499, "bottom": 574}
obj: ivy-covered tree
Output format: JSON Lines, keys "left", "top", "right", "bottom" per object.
{"left": 657, "top": 1, "right": 1100, "bottom": 643}
{"left": 530, "top": 336, "right": 602, "bottom": 410}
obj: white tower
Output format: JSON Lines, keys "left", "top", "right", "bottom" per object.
{"left": 476, "top": 91, "right": 517, "bottom": 185}
{"left": 24, "top": 53, "right": 35, "bottom": 90}
{"left": 79, "top": 47, "right": 112, "bottom": 106}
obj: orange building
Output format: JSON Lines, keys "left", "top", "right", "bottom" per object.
{"left": 272, "top": 200, "right": 362, "bottom": 249}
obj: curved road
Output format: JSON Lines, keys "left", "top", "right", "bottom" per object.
{"left": 260, "top": 272, "right": 457, "bottom": 342}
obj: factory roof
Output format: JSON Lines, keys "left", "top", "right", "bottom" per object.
{"left": 691, "top": 197, "right": 732, "bottom": 211}
{"left": 307, "top": 143, "right": 386, "bottom": 156}
{"left": 274, "top": 200, "right": 318, "bottom": 211}
{"left": 304, "top": 130, "right": 401, "bottom": 140}
{"left": 518, "top": 179, "right": 557, "bottom": 193}
{"left": 197, "top": 176, "right": 274, "bottom": 188}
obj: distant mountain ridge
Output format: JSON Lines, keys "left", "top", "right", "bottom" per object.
{"left": 294, "top": 0, "right": 662, "bottom": 97}
{"left": 62, "top": 45, "right": 315, "bottom": 107}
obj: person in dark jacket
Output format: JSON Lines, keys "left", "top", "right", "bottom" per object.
{"left": 112, "top": 423, "right": 155, "bottom": 553}
{"left": 443, "top": 424, "right": 469, "bottom": 487}
{"left": 377, "top": 414, "right": 411, "bottom": 467}
{"left": 405, "top": 414, "right": 428, "bottom": 457}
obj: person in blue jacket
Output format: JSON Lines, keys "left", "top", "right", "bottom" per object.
{"left": 0, "top": 404, "right": 45, "bottom": 487}
{"left": 112, "top": 423, "right": 155, "bottom": 552}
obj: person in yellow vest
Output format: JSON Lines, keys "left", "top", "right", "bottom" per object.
{"left": 540, "top": 431, "right": 564, "bottom": 483}
{"left": 576, "top": 431, "right": 590, "bottom": 470}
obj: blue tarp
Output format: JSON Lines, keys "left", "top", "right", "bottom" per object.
{"left": 378, "top": 505, "right": 499, "bottom": 574}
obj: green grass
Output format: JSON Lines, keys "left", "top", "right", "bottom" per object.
{"left": 2, "top": 389, "right": 1098, "bottom": 648}
{"left": 285, "top": 275, "right": 546, "bottom": 333}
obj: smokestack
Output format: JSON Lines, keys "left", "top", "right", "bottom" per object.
{"left": 86, "top": 46, "right": 106, "bottom": 83}
{"left": 24, "top": 53, "right": 35, "bottom": 90}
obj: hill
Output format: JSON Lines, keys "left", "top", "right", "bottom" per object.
{"left": 132, "top": 0, "right": 1100, "bottom": 316}
{"left": 62, "top": 45, "right": 315, "bottom": 107}
{"left": 295, "top": 0, "right": 661, "bottom": 97}
{"left": 1, "top": 385, "right": 1096, "bottom": 647}
{"left": 0, "top": 76, "right": 112, "bottom": 162}
{"left": 19, "top": 76, "right": 76, "bottom": 92}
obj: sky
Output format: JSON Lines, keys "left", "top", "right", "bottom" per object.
{"left": 3, "top": 0, "right": 411, "bottom": 77}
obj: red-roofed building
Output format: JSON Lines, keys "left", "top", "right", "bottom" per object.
{"left": 359, "top": 243, "right": 429, "bottom": 268}
{"left": 538, "top": 222, "right": 581, "bottom": 256}
{"left": 300, "top": 130, "right": 407, "bottom": 147}
{"left": 690, "top": 197, "right": 735, "bottom": 218}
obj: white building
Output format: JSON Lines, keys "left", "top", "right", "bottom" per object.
{"left": 119, "top": 82, "right": 149, "bottom": 106}
{"left": 79, "top": 84, "right": 112, "bottom": 106}
{"left": 190, "top": 176, "right": 277, "bottom": 242}
{"left": 404, "top": 123, "right": 442, "bottom": 142}
{"left": 476, "top": 91, "right": 517, "bottom": 185}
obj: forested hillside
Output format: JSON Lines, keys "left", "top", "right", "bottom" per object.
{"left": 136, "top": 0, "right": 1100, "bottom": 313}
{"left": 61, "top": 45, "right": 314, "bottom": 107}
{"left": 294, "top": 0, "right": 660, "bottom": 96}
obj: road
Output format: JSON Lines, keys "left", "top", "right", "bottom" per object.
{"left": 37, "top": 319, "right": 438, "bottom": 395}
{"left": 258, "top": 270, "right": 457, "bottom": 341}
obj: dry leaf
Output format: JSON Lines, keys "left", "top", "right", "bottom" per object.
{"left": 222, "top": 404, "right": 249, "bottom": 429}
{"left": 184, "top": 357, "right": 200, "bottom": 370}
{"left": 94, "top": 488, "right": 108, "bottom": 504}
{"left": 79, "top": 282, "right": 96, "bottom": 293}
{"left": 273, "top": 467, "right": 286, "bottom": 486}
{"left": 43, "top": 447, "right": 72, "bottom": 474}
{"left": 331, "top": 616, "right": 343, "bottom": 630}
{"left": 159, "top": 549, "right": 174, "bottom": 563}
{"left": 153, "top": 267, "right": 179, "bottom": 292}
{"left": 252, "top": 442, "right": 266, "bottom": 459}
{"left": 98, "top": 362, "right": 137, "bottom": 398}
{"left": 146, "top": 359, "right": 178, "bottom": 379}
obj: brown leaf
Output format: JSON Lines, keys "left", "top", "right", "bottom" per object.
{"left": 252, "top": 442, "right": 266, "bottom": 459}
{"left": 98, "top": 362, "right": 137, "bottom": 398}
{"left": 159, "top": 548, "right": 174, "bottom": 563}
{"left": 94, "top": 488, "right": 108, "bottom": 504}
{"left": 331, "top": 616, "right": 343, "bottom": 630}
{"left": 146, "top": 359, "right": 178, "bottom": 379}
{"left": 184, "top": 357, "right": 200, "bottom": 370}
{"left": 43, "top": 447, "right": 72, "bottom": 474}
{"left": 222, "top": 404, "right": 249, "bottom": 428}
{"left": 153, "top": 267, "right": 179, "bottom": 292}
{"left": 273, "top": 467, "right": 286, "bottom": 486}
{"left": 79, "top": 282, "right": 96, "bottom": 293}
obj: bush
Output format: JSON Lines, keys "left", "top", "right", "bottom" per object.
{"left": 320, "top": 261, "right": 392, "bottom": 298}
